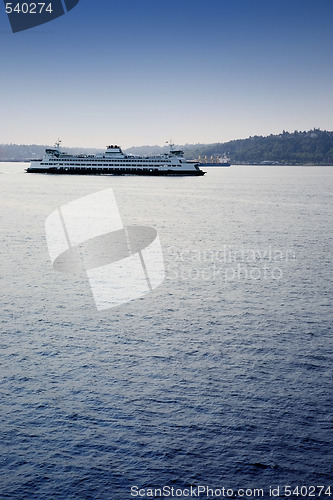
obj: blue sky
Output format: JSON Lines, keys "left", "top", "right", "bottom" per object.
{"left": 1, "top": 0, "right": 333, "bottom": 148}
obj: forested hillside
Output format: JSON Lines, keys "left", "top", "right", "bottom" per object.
{"left": 183, "top": 129, "right": 333, "bottom": 165}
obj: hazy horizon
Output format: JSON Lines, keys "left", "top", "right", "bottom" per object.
{"left": 1, "top": 127, "right": 332, "bottom": 152}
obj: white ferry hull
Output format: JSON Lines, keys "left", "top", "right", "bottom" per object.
{"left": 27, "top": 165, "right": 205, "bottom": 176}
{"left": 26, "top": 143, "right": 206, "bottom": 176}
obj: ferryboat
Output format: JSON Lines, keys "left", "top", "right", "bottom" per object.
{"left": 26, "top": 141, "right": 205, "bottom": 176}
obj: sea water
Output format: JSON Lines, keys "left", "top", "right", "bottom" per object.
{"left": 0, "top": 164, "right": 332, "bottom": 499}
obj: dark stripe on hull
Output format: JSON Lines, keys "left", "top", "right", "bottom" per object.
{"left": 26, "top": 167, "right": 205, "bottom": 176}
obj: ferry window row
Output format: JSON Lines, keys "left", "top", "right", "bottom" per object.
{"left": 41, "top": 167, "right": 170, "bottom": 170}
{"left": 48, "top": 161, "right": 170, "bottom": 165}
{"left": 49, "top": 159, "right": 168, "bottom": 163}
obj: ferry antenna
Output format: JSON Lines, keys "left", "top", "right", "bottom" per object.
{"left": 166, "top": 139, "right": 175, "bottom": 151}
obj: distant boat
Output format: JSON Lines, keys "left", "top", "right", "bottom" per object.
{"left": 26, "top": 140, "right": 206, "bottom": 176}
{"left": 196, "top": 154, "right": 231, "bottom": 167}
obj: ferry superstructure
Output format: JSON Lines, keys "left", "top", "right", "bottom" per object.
{"left": 26, "top": 142, "right": 205, "bottom": 176}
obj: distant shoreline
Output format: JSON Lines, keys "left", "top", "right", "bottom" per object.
{"left": 1, "top": 129, "right": 333, "bottom": 165}
{"left": 2, "top": 160, "right": 333, "bottom": 167}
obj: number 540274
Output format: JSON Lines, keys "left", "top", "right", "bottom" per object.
{"left": 5, "top": 3, "right": 53, "bottom": 14}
